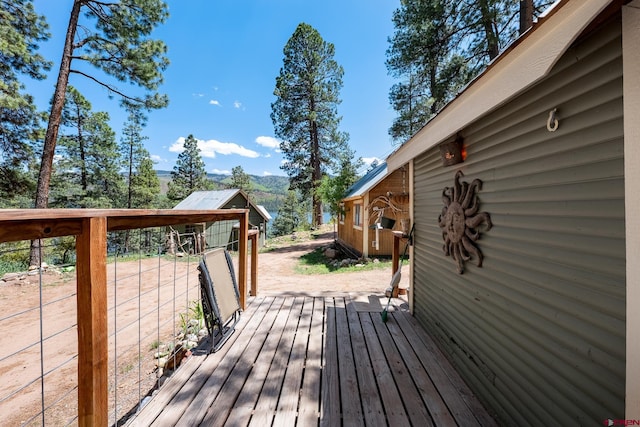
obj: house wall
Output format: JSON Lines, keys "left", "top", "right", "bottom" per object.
{"left": 338, "top": 168, "right": 411, "bottom": 258}
{"left": 412, "top": 17, "right": 625, "bottom": 425}
{"left": 337, "top": 198, "right": 364, "bottom": 256}
{"left": 223, "top": 193, "right": 267, "bottom": 248}
{"left": 174, "top": 193, "right": 268, "bottom": 250}
{"left": 623, "top": 1, "right": 640, "bottom": 417}
{"left": 366, "top": 168, "right": 411, "bottom": 257}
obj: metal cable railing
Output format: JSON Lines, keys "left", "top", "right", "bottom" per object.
{"left": 0, "top": 209, "right": 252, "bottom": 426}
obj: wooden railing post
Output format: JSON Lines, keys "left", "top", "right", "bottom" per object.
{"left": 249, "top": 230, "right": 258, "bottom": 296}
{"left": 238, "top": 211, "right": 248, "bottom": 309}
{"left": 76, "top": 216, "right": 108, "bottom": 426}
{"left": 392, "top": 231, "right": 404, "bottom": 298}
{"left": 392, "top": 231, "right": 401, "bottom": 276}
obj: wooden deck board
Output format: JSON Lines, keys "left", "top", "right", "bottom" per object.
{"left": 345, "top": 301, "right": 387, "bottom": 427}
{"left": 392, "top": 304, "right": 499, "bottom": 427}
{"left": 335, "top": 297, "right": 365, "bottom": 426}
{"left": 272, "top": 297, "right": 313, "bottom": 425}
{"left": 127, "top": 295, "right": 497, "bottom": 427}
{"left": 203, "top": 297, "right": 291, "bottom": 427}
{"left": 172, "top": 297, "right": 278, "bottom": 427}
{"left": 247, "top": 296, "right": 303, "bottom": 427}
{"left": 320, "top": 297, "right": 341, "bottom": 427}
{"left": 359, "top": 312, "right": 411, "bottom": 427}
{"left": 298, "top": 297, "right": 324, "bottom": 426}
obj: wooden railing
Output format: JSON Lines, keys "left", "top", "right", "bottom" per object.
{"left": 0, "top": 208, "right": 255, "bottom": 426}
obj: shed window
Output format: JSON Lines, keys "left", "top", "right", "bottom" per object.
{"left": 339, "top": 203, "right": 345, "bottom": 224}
{"left": 353, "top": 203, "right": 363, "bottom": 229}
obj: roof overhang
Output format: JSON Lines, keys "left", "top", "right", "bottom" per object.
{"left": 386, "top": 0, "right": 614, "bottom": 172}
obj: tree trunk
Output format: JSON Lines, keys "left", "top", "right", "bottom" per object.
{"left": 35, "top": 0, "right": 81, "bottom": 209}
{"left": 478, "top": 0, "right": 499, "bottom": 60}
{"left": 30, "top": 0, "right": 81, "bottom": 265}
{"left": 519, "top": 0, "right": 534, "bottom": 34}
{"left": 311, "top": 119, "right": 323, "bottom": 227}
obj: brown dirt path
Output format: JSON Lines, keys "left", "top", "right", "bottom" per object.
{"left": 255, "top": 230, "right": 409, "bottom": 295}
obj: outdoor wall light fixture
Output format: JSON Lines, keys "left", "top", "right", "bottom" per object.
{"left": 547, "top": 108, "right": 559, "bottom": 132}
{"left": 439, "top": 137, "right": 465, "bottom": 167}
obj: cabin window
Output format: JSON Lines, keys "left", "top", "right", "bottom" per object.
{"left": 353, "top": 203, "right": 363, "bottom": 229}
{"left": 339, "top": 203, "right": 345, "bottom": 224}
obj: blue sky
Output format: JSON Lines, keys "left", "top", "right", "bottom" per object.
{"left": 26, "top": 0, "right": 400, "bottom": 177}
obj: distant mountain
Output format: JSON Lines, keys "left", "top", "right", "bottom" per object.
{"left": 156, "top": 170, "right": 290, "bottom": 212}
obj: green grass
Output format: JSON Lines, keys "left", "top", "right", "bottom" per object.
{"left": 0, "top": 260, "right": 29, "bottom": 277}
{"left": 294, "top": 247, "right": 394, "bottom": 275}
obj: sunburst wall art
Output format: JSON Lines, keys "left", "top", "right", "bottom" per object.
{"left": 438, "top": 170, "right": 492, "bottom": 274}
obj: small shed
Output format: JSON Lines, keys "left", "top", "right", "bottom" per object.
{"left": 337, "top": 161, "right": 410, "bottom": 258}
{"left": 172, "top": 189, "right": 270, "bottom": 251}
{"left": 386, "top": 0, "right": 639, "bottom": 423}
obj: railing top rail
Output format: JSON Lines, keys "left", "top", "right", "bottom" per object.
{"left": 0, "top": 209, "right": 249, "bottom": 243}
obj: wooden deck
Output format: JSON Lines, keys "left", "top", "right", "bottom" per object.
{"left": 127, "top": 295, "right": 498, "bottom": 426}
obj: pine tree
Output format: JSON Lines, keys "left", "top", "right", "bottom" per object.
{"left": 271, "top": 190, "right": 303, "bottom": 237}
{"left": 167, "top": 135, "right": 212, "bottom": 202}
{"left": 0, "top": 0, "right": 51, "bottom": 205}
{"left": 120, "top": 106, "right": 149, "bottom": 208}
{"left": 386, "top": 0, "right": 554, "bottom": 143}
{"left": 316, "top": 149, "right": 362, "bottom": 222}
{"left": 34, "top": 0, "right": 169, "bottom": 210}
{"left": 230, "top": 165, "right": 252, "bottom": 195}
{"left": 131, "top": 155, "right": 160, "bottom": 208}
{"left": 52, "top": 86, "right": 124, "bottom": 208}
{"left": 271, "top": 22, "right": 350, "bottom": 227}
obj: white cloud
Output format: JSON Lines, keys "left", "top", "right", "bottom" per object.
{"left": 211, "top": 168, "right": 231, "bottom": 175}
{"left": 192, "top": 93, "right": 204, "bottom": 97}
{"left": 234, "top": 101, "right": 242, "bottom": 109}
{"left": 255, "top": 136, "right": 280, "bottom": 149}
{"left": 169, "top": 136, "right": 260, "bottom": 159}
{"left": 209, "top": 99, "right": 221, "bottom": 106}
{"left": 150, "top": 154, "right": 167, "bottom": 163}
{"left": 263, "top": 171, "right": 273, "bottom": 176}
{"left": 362, "top": 157, "right": 382, "bottom": 166}
{"left": 264, "top": 153, "right": 272, "bottom": 158}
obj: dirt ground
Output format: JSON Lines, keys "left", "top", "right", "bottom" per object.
{"left": 0, "top": 230, "right": 408, "bottom": 426}
{"left": 257, "top": 230, "right": 409, "bottom": 295}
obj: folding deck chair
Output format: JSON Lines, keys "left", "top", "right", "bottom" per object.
{"left": 198, "top": 248, "right": 242, "bottom": 352}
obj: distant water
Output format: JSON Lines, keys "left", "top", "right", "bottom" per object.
{"left": 268, "top": 211, "right": 332, "bottom": 224}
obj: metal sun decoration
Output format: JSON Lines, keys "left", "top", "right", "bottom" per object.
{"left": 438, "top": 170, "right": 492, "bottom": 274}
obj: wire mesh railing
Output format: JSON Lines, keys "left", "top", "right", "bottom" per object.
{"left": 0, "top": 209, "right": 251, "bottom": 426}
{"left": 0, "top": 238, "right": 80, "bottom": 426}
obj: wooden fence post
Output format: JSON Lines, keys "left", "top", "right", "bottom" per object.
{"left": 238, "top": 211, "right": 248, "bottom": 309}
{"left": 76, "top": 216, "right": 108, "bottom": 426}
{"left": 249, "top": 230, "right": 258, "bottom": 296}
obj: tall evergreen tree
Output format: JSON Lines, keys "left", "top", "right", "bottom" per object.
{"left": 52, "top": 86, "right": 124, "bottom": 207}
{"left": 387, "top": 0, "right": 553, "bottom": 143}
{"left": 271, "top": 190, "right": 303, "bottom": 237}
{"left": 167, "top": 135, "right": 212, "bottom": 202}
{"left": 131, "top": 155, "right": 160, "bottom": 208}
{"left": 120, "top": 106, "right": 149, "bottom": 208}
{"left": 34, "top": 0, "right": 169, "bottom": 210}
{"left": 316, "top": 149, "right": 362, "bottom": 222}
{"left": 271, "top": 22, "right": 350, "bottom": 227}
{"left": 0, "top": 0, "right": 51, "bottom": 205}
{"left": 230, "top": 165, "right": 252, "bottom": 194}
